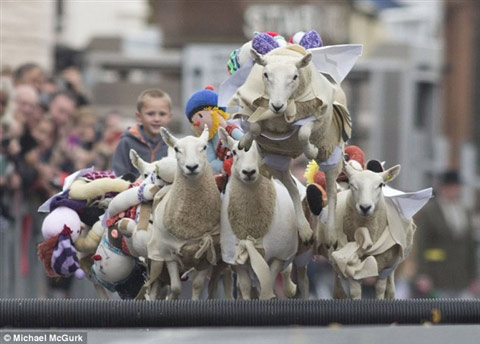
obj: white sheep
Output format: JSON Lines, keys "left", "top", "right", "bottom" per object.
{"left": 330, "top": 163, "right": 416, "bottom": 299}
{"left": 146, "top": 126, "right": 222, "bottom": 300}
{"left": 218, "top": 128, "right": 299, "bottom": 299}
{"left": 229, "top": 45, "right": 351, "bottom": 249}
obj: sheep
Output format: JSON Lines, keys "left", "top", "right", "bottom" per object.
{"left": 218, "top": 127, "right": 299, "bottom": 299}
{"left": 145, "top": 126, "right": 222, "bottom": 300}
{"left": 229, "top": 44, "right": 351, "bottom": 250}
{"left": 329, "top": 162, "right": 416, "bottom": 299}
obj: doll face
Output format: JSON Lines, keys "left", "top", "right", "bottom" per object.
{"left": 191, "top": 110, "right": 213, "bottom": 136}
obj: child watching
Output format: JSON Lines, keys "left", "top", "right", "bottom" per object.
{"left": 112, "top": 88, "right": 172, "bottom": 178}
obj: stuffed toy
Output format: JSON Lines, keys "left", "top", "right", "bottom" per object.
{"left": 185, "top": 86, "right": 244, "bottom": 181}
{"left": 37, "top": 206, "right": 85, "bottom": 279}
{"left": 227, "top": 30, "right": 323, "bottom": 75}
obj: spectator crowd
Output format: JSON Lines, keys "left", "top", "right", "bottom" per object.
{"left": 0, "top": 63, "right": 125, "bottom": 297}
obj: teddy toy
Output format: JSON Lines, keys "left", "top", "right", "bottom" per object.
{"left": 185, "top": 86, "right": 244, "bottom": 188}
{"left": 37, "top": 206, "right": 85, "bottom": 279}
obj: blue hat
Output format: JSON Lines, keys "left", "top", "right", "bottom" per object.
{"left": 185, "top": 86, "right": 225, "bottom": 122}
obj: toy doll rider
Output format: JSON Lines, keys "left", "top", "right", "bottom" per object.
{"left": 185, "top": 86, "right": 243, "bottom": 188}
{"left": 227, "top": 30, "right": 323, "bottom": 75}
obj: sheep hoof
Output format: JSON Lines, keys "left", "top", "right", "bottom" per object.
{"left": 304, "top": 145, "right": 318, "bottom": 160}
{"left": 299, "top": 224, "right": 313, "bottom": 245}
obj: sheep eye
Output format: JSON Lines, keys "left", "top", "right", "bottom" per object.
{"left": 349, "top": 183, "right": 357, "bottom": 190}
{"left": 174, "top": 147, "right": 179, "bottom": 153}
{"left": 263, "top": 72, "right": 268, "bottom": 79}
{"left": 143, "top": 174, "right": 148, "bottom": 178}
{"left": 293, "top": 74, "right": 298, "bottom": 81}
{"left": 203, "top": 145, "right": 207, "bottom": 151}
{"left": 379, "top": 182, "right": 385, "bottom": 188}
{"left": 232, "top": 150, "right": 237, "bottom": 156}
{"left": 199, "top": 114, "right": 203, "bottom": 118}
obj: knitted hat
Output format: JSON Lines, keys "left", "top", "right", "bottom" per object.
{"left": 289, "top": 30, "right": 323, "bottom": 49}
{"left": 185, "top": 86, "right": 225, "bottom": 122}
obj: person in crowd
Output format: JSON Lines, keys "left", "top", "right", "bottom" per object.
{"left": 94, "top": 110, "right": 125, "bottom": 171}
{"left": 415, "top": 170, "right": 479, "bottom": 297}
{"left": 111, "top": 88, "right": 172, "bottom": 178}
{"left": 12, "top": 63, "right": 45, "bottom": 92}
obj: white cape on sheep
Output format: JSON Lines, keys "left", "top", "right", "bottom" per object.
{"left": 383, "top": 185, "right": 433, "bottom": 219}
{"left": 218, "top": 44, "right": 363, "bottom": 108}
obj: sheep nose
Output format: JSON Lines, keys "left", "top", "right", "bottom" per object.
{"left": 272, "top": 104, "right": 283, "bottom": 113}
{"left": 359, "top": 204, "right": 372, "bottom": 214}
{"left": 186, "top": 164, "right": 199, "bottom": 173}
{"left": 242, "top": 169, "right": 256, "bottom": 178}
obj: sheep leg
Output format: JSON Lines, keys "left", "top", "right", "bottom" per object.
{"left": 385, "top": 273, "right": 395, "bottom": 299}
{"left": 234, "top": 266, "right": 252, "bottom": 300}
{"left": 144, "top": 260, "right": 164, "bottom": 301}
{"left": 276, "top": 170, "right": 313, "bottom": 244}
{"left": 268, "top": 259, "right": 284, "bottom": 299}
{"left": 207, "top": 265, "right": 220, "bottom": 299}
{"left": 222, "top": 267, "right": 234, "bottom": 300}
{"left": 238, "top": 122, "right": 261, "bottom": 151}
{"left": 349, "top": 278, "right": 362, "bottom": 299}
{"left": 299, "top": 122, "right": 318, "bottom": 160}
{"left": 191, "top": 268, "right": 209, "bottom": 300}
{"left": 375, "top": 277, "right": 388, "bottom": 299}
{"left": 166, "top": 261, "right": 181, "bottom": 299}
{"left": 297, "top": 265, "right": 309, "bottom": 299}
{"left": 324, "top": 166, "right": 340, "bottom": 247}
{"left": 333, "top": 274, "right": 347, "bottom": 299}
{"left": 280, "top": 263, "right": 297, "bottom": 298}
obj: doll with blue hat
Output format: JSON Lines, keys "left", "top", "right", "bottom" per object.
{"left": 185, "top": 86, "right": 243, "bottom": 177}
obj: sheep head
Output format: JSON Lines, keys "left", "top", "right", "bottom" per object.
{"left": 344, "top": 162, "right": 401, "bottom": 216}
{"left": 160, "top": 125, "right": 209, "bottom": 179}
{"left": 251, "top": 48, "right": 312, "bottom": 115}
{"left": 219, "top": 127, "right": 262, "bottom": 184}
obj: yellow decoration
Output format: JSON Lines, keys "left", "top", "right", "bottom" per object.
{"left": 424, "top": 248, "right": 446, "bottom": 262}
{"left": 304, "top": 160, "right": 319, "bottom": 185}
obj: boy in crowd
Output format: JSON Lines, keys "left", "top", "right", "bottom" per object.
{"left": 112, "top": 88, "right": 172, "bottom": 178}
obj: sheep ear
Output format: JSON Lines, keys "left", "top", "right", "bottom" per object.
{"left": 381, "top": 164, "right": 401, "bottom": 183}
{"left": 129, "top": 149, "right": 140, "bottom": 169}
{"left": 251, "top": 48, "right": 267, "bottom": 66}
{"left": 160, "top": 127, "right": 177, "bottom": 148}
{"left": 218, "top": 127, "right": 236, "bottom": 150}
{"left": 296, "top": 52, "right": 312, "bottom": 69}
{"left": 200, "top": 124, "right": 209, "bottom": 143}
{"left": 343, "top": 161, "right": 359, "bottom": 179}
